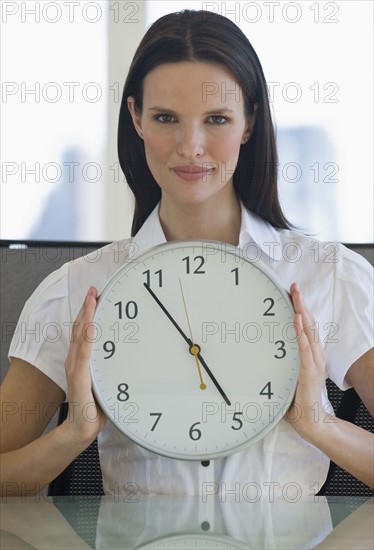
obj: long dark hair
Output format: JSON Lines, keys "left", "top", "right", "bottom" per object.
{"left": 118, "top": 9, "right": 290, "bottom": 236}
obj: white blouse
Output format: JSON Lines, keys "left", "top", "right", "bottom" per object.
{"left": 9, "top": 203, "right": 373, "bottom": 498}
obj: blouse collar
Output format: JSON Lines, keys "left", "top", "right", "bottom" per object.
{"left": 133, "top": 202, "right": 283, "bottom": 262}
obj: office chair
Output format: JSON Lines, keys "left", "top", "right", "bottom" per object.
{"left": 47, "top": 380, "right": 373, "bottom": 497}
{"left": 318, "top": 379, "right": 374, "bottom": 496}
{"left": 0, "top": 241, "right": 106, "bottom": 499}
{"left": 47, "top": 403, "right": 104, "bottom": 496}
{"left": 1, "top": 242, "right": 373, "bottom": 498}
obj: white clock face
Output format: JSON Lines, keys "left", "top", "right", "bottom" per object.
{"left": 90, "top": 241, "right": 299, "bottom": 459}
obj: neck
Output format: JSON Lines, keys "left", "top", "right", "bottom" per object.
{"left": 159, "top": 193, "right": 241, "bottom": 246}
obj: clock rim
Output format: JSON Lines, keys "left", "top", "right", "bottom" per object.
{"left": 90, "top": 239, "right": 299, "bottom": 460}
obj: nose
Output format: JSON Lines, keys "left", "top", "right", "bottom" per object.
{"left": 176, "top": 123, "right": 205, "bottom": 159}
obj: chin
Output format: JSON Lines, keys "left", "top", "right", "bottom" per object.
{"left": 169, "top": 189, "right": 221, "bottom": 207}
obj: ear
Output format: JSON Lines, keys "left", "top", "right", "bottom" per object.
{"left": 127, "top": 96, "right": 144, "bottom": 139}
{"left": 241, "top": 103, "right": 258, "bottom": 144}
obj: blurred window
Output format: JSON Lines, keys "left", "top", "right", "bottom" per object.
{"left": 1, "top": 0, "right": 108, "bottom": 241}
{"left": 1, "top": 0, "right": 372, "bottom": 243}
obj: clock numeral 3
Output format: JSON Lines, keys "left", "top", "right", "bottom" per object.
{"left": 189, "top": 422, "right": 202, "bottom": 440}
{"left": 274, "top": 340, "right": 286, "bottom": 359}
{"left": 117, "top": 383, "right": 130, "bottom": 402}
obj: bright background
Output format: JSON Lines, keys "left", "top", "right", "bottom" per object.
{"left": 1, "top": 0, "right": 373, "bottom": 243}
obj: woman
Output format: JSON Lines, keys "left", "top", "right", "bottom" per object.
{"left": 1, "top": 10, "right": 373, "bottom": 497}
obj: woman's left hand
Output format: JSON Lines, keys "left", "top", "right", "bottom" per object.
{"left": 287, "top": 283, "right": 374, "bottom": 488}
{"left": 286, "top": 282, "right": 330, "bottom": 442}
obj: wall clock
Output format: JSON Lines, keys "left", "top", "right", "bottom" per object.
{"left": 139, "top": 532, "right": 249, "bottom": 549}
{"left": 90, "top": 241, "right": 299, "bottom": 460}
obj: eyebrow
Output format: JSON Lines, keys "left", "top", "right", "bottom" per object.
{"left": 147, "top": 107, "right": 234, "bottom": 115}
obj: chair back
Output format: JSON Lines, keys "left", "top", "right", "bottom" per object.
{"left": 1, "top": 241, "right": 373, "bottom": 496}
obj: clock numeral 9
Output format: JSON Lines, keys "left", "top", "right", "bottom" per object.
{"left": 115, "top": 300, "right": 138, "bottom": 319}
{"left": 182, "top": 255, "right": 205, "bottom": 274}
{"left": 117, "top": 383, "right": 130, "bottom": 402}
{"left": 189, "top": 422, "right": 202, "bottom": 440}
{"left": 103, "top": 340, "right": 115, "bottom": 359}
{"left": 143, "top": 269, "right": 163, "bottom": 288}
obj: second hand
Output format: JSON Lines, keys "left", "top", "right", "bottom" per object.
{"left": 143, "top": 282, "right": 231, "bottom": 405}
{"left": 179, "top": 278, "right": 207, "bottom": 391}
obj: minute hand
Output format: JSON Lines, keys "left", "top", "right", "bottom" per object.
{"left": 143, "top": 283, "right": 231, "bottom": 406}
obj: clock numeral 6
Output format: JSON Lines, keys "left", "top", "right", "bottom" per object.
{"left": 117, "top": 383, "right": 130, "bottom": 402}
{"left": 103, "top": 340, "right": 116, "bottom": 359}
{"left": 189, "top": 422, "right": 202, "bottom": 440}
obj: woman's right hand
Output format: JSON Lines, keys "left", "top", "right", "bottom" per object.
{"left": 63, "top": 287, "right": 106, "bottom": 445}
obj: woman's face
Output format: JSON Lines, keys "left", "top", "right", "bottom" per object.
{"left": 128, "top": 61, "right": 254, "bottom": 209}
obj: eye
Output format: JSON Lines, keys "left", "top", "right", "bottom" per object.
{"left": 154, "top": 113, "right": 176, "bottom": 124}
{"left": 207, "top": 115, "right": 229, "bottom": 125}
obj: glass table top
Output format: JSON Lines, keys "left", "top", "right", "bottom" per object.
{"left": 1, "top": 495, "right": 372, "bottom": 549}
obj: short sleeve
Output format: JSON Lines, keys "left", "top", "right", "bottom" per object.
{"left": 327, "top": 244, "right": 373, "bottom": 390}
{"left": 8, "top": 263, "right": 72, "bottom": 394}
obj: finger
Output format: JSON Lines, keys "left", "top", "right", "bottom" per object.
{"left": 294, "top": 312, "right": 326, "bottom": 410}
{"left": 66, "top": 288, "right": 98, "bottom": 376}
{"left": 290, "top": 283, "right": 313, "bottom": 321}
{"left": 82, "top": 287, "right": 98, "bottom": 342}
{"left": 294, "top": 312, "right": 316, "bottom": 379}
{"left": 76, "top": 288, "right": 98, "bottom": 360}
{"left": 290, "top": 283, "right": 325, "bottom": 366}
{"left": 71, "top": 287, "right": 98, "bottom": 343}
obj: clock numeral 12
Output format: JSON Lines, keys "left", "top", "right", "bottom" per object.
{"left": 182, "top": 255, "right": 205, "bottom": 274}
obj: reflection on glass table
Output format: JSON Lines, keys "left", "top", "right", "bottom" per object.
{"left": 0, "top": 495, "right": 372, "bottom": 549}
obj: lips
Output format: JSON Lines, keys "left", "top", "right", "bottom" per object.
{"left": 171, "top": 165, "right": 216, "bottom": 181}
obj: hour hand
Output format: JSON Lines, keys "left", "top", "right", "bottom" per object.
{"left": 143, "top": 283, "right": 231, "bottom": 406}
